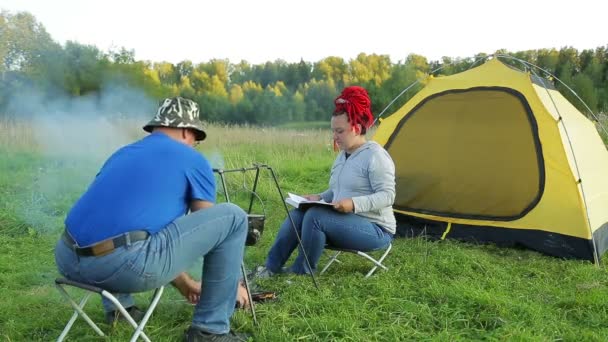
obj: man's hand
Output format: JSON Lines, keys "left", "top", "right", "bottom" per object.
{"left": 333, "top": 198, "right": 354, "bottom": 213}
{"left": 172, "top": 272, "right": 201, "bottom": 304}
{"left": 236, "top": 282, "right": 250, "bottom": 309}
{"left": 303, "top": 194, "right": 321, "bottom": 201}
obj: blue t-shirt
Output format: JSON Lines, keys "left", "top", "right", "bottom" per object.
{"left": 65, "top": 132, "right": 216, "bottom": 247}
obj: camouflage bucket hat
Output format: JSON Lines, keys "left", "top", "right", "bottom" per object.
{"left": 143, "top": 97, "right": 207, "bottom": 141}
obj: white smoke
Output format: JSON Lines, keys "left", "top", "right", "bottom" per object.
{"left": 205, "top": 149, "right": 226, "bottom": 170}
{"left": 9, "top": 84, "right": 156, "bottom": 233}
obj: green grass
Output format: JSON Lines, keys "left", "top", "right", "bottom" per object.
{"left": 276, "top": 121, "right": 331, "bottom": 130}
{"left": 1, "top": 123, "right": 608, "bottom": 341}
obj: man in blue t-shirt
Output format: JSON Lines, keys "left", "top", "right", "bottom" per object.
{"left": 55, "top": 97, "right": 249, "bottom": 341}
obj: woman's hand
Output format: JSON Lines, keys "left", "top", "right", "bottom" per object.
{"left": 236, "top": 282, "right": 250, "bottom": 309}
{"left": 333, "top": 198, "right": 354, "bottom": 213}
{"left": 303, "top": 194, "right": 321, "bottom": 201}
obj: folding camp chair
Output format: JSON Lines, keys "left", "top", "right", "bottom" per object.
{"left": 55, "top": 262, "right": 256, "bottom": 341}
{"left": 320, "top": 242, "right": 392, "bottom": 278}
{"left": 55, "top": 278, "right": 164, "bottom": 342}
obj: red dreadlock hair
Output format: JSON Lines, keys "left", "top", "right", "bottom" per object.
{"left": 333, "top": 86, "right": 373, "bottom": 134}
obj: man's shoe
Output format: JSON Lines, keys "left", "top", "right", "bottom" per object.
{"left": 184, "top": 326, "right": 249, "bottom": 341}
{"left": 105, "top": 305, "right": 145, "bottom": 324}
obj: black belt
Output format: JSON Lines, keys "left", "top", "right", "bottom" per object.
{"left": 62, "top": 230, "right": 149, "bottom": 257}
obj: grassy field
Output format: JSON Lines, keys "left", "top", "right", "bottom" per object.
{"left": 276, "top": 121, "right": 330, "bottom": 130}
{"left": 1, "top": 119, "right": 608, "bottom": 341}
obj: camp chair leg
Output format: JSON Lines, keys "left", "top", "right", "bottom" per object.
{"left": 101, "top": 287, "right": 164, "bottom": 342}
{"left": 320, "top": 243, "right": 392, "bottom": 278}
{"left": 55, "top": 284, "right": 105, "bottom": 341}
{"left": 55, "top": 278, "right": 163, "bottom": 342}
{"left": 129, "top": 286, "right": 163, "bottom": 342}
{"left": 361, "top": 243, "right": 392, "bottom": 278}
{"left": 320, "top": 251, "right": 343, "bottom": 275}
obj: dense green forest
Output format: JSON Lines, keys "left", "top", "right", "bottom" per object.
{"left": 1, "top": 10, "right": 607, "bottom": 124}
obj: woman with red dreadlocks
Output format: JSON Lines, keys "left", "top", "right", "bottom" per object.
{"left": 255, "top": 86, "right": 396, "bottom": 277}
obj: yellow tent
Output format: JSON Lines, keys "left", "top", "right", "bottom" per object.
{"left": 374, "top": 58, "right": 608, "bottom": 262}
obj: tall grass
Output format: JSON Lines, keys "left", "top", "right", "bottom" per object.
{"left": 0, "top": 117, "right": 333, "bottom": 158}
{"left": 1, "top": 117, "right": 608, "bottom": 341}
{"left": 597, "top": 113, "right": 608, "bottom": 145}
{"left": 0, "top": 118, "right": 38, "bottom": 151}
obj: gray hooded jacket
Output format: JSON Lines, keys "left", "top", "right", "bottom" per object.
{"left": 319, "top": 141, "right": 397, "bottom": 234}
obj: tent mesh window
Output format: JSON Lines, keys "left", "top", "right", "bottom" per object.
{"left": 386, "top": 87, "right": 544, "bottom": 220}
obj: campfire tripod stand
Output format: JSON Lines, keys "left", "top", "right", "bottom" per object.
{"left": 213, "top": 164, "right": 320, "bottom": 322}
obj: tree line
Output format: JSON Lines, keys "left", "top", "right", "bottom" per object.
{"left": 2, "top": 10, "right": 607, "bottom": 125}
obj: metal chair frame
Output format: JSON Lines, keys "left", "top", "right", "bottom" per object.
{"left": 55, "top": 277, "right": 164, "bottom": 342}
{"left": 320, "top": 242, "right": 392, "bottom": 278}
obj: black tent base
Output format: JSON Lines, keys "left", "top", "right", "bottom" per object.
{"left": 395, "top": 214, "right": 600, "bottom": 262}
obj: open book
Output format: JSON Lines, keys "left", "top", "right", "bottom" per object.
{"left": 285, "top": 192, "right": 333, "bottom": 210}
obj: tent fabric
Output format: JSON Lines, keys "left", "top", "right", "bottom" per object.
{"left": 373, "top": 58, "right": 608, "bottom": 261}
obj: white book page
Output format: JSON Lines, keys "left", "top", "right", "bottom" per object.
{"left": 287, "top": 192, "right": 329, "bottom": 204}
{"left": 287, "top": 192, "right": 308, "bottom": 203}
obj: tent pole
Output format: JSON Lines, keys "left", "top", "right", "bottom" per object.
{"left": 374, "top": 55, "right": 489, "bottom": 125}
{"left": 524, "top": 64, "right": 601, "bottom": 265}
{"left": 494, "top": 54, "right": 608, "bottom": 137}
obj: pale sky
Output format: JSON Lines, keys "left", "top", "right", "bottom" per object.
{"left": 2, "top": 0, "right": 606, "bottom": 65}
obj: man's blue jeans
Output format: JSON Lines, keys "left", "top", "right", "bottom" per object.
{"left": 264, "top": 206, "right": 393, "bottom": 274}
{"left": 55, "top": 203, "right": 248, "bottom": 334}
